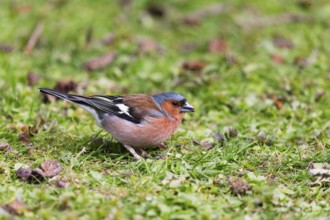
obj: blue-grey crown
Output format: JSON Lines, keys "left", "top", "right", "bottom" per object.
{"left": 152, "top": 92, "right": 186, "bottom": 106}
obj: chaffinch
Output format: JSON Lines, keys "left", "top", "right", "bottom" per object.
{"left": 38, "top": 88, "right": 194, "bottom": 160}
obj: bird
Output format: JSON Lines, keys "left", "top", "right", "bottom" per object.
{"left": 38, "top": 88, "right": 195, "bottom": 160}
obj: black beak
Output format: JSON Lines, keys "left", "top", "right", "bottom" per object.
{"left": 181, "top": 102, "right": 195, "bottom": 112}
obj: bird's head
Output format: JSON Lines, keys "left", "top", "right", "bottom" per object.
{"left": 152, "top": 92, "right": 194, "bottom": 120}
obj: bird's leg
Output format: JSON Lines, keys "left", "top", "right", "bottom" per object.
{"left": 158, "top": 143, "right": 167, "bottom": 150}
{"left": 123, "top": 144, "right": 141, "bottom": 160}
{"left": 139, "top": 149, "right": 149, "bottom": 158}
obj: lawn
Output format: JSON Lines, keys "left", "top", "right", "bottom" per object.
{"left": 0, "top": 0, "right": 330, "bottom": 219}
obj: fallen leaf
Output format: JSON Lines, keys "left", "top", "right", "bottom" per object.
{"left": 41, "top": 160, "right": 62, "bottom": 177}
{"left": 182, "top": 17, "right": 200, "bottom": 26}
{"left": 273, "top": 36, "right": 294, "bottom": 49}
{"left": 297, "top": 0, "right": 312, "bottom": 9}
{"left": 200, "top": 139, "right": 213, "bottom": 150}
{"left": 83, "top": 52, "right": 116, "bottom": 71}
{"left": 228, "top": 177, "right": 251, "bottom": 195}
{"left": 18, "top": 132, "right": 30, "bottom": 144}
{"left": 182, "top": 60, "right": 206, "bottom": 71}
{"left": 213, "top": 132, "right": 225, "bottom": 144}
{"left": 271, "top": 54, "right": 284, "bottom": 64}
{"left": 138, "top": 38, "right": 162, "bottom": 54}
{"left": 42, "top": 80, "right": 78, "bottom": 102}
{"left": 56, "top": 180, "right": 68, "bottom": 188}
{"left": 16, "top": 168, "right": 32, "bottom": 180}
{"left": 193, "top": 139, "right": 214, "bottom": 150}
{"left": 0, "top": 44, "right": 14, "bottom": 53}
{"left": 27, "top": 72, "right": 40, "bottom": 86}
{"left": 268, "top": 94, "right": 284, "bottom": 110}
{"left": 16, "top": 168, "right": 46, "bottom": 184}
{"left": 0, "top": 142, "right": 10, "bottom": 151}
{"left": 3, "top": 198, "right": 29, "bottom": 216}
{"left": 54, "top": 80, "right": 78, "bottom": 94}
{"left": 11, "top": 3, "right": 32, "bottom": 14}
{"left": 6, "top": 145, "right": 14, "bottom": 152}
{"left": 223, "top": 126, "right": 238, "bottom": 139}
{"left": 209, "top": 38, "right": 227, "bottom": 54}
{"left": 146, "top": 4, "right": 166, "bottom": 18}
{"left": 18, "top": 125, "right": 38, "bottom": 144}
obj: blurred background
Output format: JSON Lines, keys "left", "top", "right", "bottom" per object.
{"left": 1, "top": 0, "right": 330, "bottom": 218}
{"left": 1, "top": 0, "right": 330, "bottom": 139}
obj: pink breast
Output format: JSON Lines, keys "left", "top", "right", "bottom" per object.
{"left": 101, "top": 115, "right": 182, "bottom": 148}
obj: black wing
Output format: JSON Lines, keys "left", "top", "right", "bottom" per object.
{"left": 38, "top": 88, "right": 141, "bottom": 124}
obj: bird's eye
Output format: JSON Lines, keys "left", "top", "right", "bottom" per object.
{"left": 172, "top": 101, "right": 179, "bottom": 107}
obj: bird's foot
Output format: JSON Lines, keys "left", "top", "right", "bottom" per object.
{"left": 158, "top": 143, "right": 167, "bottom": 150}
{"left": 123, "top": 144, "right": 141, "bottom": 160}
{"left": 139, "top": 149, "right": 150, "bottom": 158}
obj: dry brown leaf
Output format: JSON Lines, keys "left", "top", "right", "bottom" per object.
{"left": 16, "top": 168, "right": 32, "bottom": 181}
{"left": 83, "top": 52, "right": 116, "bottom": 71}
{"left": 27, "top": 72, "right": 40, "bottom": 86}
{"left": 213, "top": 132, "right": 225, "bottom": 144}
{"left": 138, "top": 39, "right": 162, "bottom": 54}
{"left": 209, "top": 38, "right": 227, "bottom": 54}
{"left": 3, "top": 198, "right": 29, "bottom": 216}
{"left": 16, "top": 168, "right": 46, "bottom": 184}
{"left": 0, "top": 44, "right": 14, "bottom": 53}
{"left": 41, "top": 160, "right": 62, "bottom": 177}
{"left": 273, "top": 36, "right": 294, "bottom": 49}
{"left": 147, "top": 4, "right": 166, "bottom": 18}
{"left": 0, "top": 142, "right": 10, "bottom": 151}
{"left": 56, "top": 180, "right": 69, "bottom": 188}
{"left": 271, "top": 54, "right": 284, "bottom": 64}
{"left": 268, "top": 95, "right": 284, "bottom": 110}
{"left": 42, "top": 80, "right": 78, "bottom": 103}
{"left": 228, "top": 177, "right": 251, "bottom": 195}
{"left": 18, "top": 125, "right": 38, "bottom": 144}
{"left": 182, "top": 60, "right": 206, "bottom": 71}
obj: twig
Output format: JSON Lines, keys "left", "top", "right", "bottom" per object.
{"left": 183, "top": 4, "right": 228, "bottom": 24}
{"left": 24, "top": 22, "right": 43, "bottom": 54}
{"left": 237, "top": 13, "right": 305, "bottom": 30}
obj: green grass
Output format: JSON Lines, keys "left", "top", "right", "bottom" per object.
{"left": 1, "top": 0, "right": 330, "bottom": 219}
